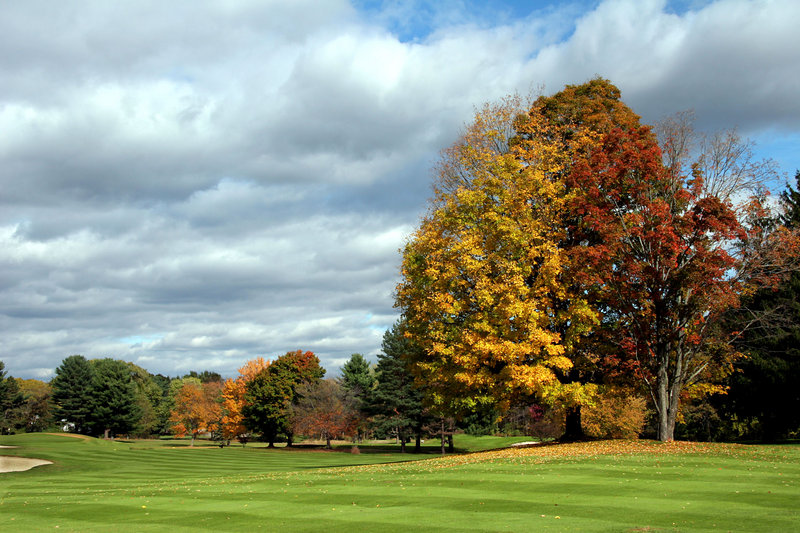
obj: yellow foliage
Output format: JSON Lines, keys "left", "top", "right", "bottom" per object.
{"left": 582, "top": 387, "right": 647, "bottom": 439}
{"left": 397, "top": 96, "right": 598, "bottom": 414}
{"left": 221, "top": 357, "right": 270, "bottom": 440}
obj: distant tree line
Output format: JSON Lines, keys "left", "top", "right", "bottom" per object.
{"left": 0, "top": 356, "right": 217, "bottom": 438}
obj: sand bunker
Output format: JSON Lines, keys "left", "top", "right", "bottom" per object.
{"left": 0, "top": 455, "right": 53, "bottom": 473}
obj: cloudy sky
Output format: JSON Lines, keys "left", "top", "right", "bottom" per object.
{"left": 1, "top": 0, "right": 798, "bottom": 380}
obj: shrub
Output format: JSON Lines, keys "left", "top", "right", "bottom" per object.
{"left": 582, "top": 387, "right": 647, "bottom": 439}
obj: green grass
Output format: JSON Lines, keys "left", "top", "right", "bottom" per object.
{"left": 1, "top": 433, "right": 798, "bottom": 532}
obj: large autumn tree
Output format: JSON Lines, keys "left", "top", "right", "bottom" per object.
{"left": 565, "top": 124, "right": 745, "bottom": 441}
{"left": 560, "top": 91, "right": 791, "bottom": 441}
{"left": 397, "top": 98, "right": 596, "bottom": 421}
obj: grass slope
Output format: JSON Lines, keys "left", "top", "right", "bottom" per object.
{"left": 1, "top": 434, "right": 798, "bottom": 532}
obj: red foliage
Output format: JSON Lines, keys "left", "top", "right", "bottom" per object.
{"left": 566, "top": 125, "right": 745, "bottom": 441}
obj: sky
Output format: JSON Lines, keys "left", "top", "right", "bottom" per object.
{"left": 1, "top": 0, "right": 798, "bottom": 380}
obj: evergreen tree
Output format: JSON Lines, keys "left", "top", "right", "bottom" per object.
{"left": 367, "top": 323, "right": 429, "bottom": 453}
{"left": 340, "top": 353, "right": 376, "bottom": 442}
{"left": 89, "top": 358, "right": 143, "bottom": 437}
{"left": 723, "top": 171, "right": 800, "bottom": 440}
{"left": 780, "top": 171, "right": 800, "bottom": 227}
{"left": 149, "top": 374, "right": 173, "bottom": 435}
{"left": 51, "top": 355, "right": 96, "bottom": 434}
{"left": 184, "top": 370, "right": 223, "bottom": 383}
{"left": 340, "top": 353, "right": 374, "bottom": 402}
{"left": 0, "top": 361, "right": 11, "bottom": 415}
{"left": 124, "top": 363, "right": 164, "bottom": 437}
{"left": 0, "top": 362, "right": 24, "bottom": 434}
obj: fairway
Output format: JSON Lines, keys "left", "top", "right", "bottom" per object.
{"left": 1, "top": 434, "right": 798, "bottom": 532}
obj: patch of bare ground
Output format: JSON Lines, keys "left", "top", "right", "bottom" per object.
{"left": 44, "top": 432, "right": 91, "bottom": 439}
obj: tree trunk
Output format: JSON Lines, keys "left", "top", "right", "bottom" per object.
{"left": 561, "top": 406, "right": 584, "bottom": 441}
{"left": 656, "top": 348, "right": 675, "bottom": 441}
{"left": 399, "top": 433, "right": 406, "bottom": 453}
{"left": 440, "top": 419, "right": 446, "bottom": 455}
{"left": 447, "top": 434, "right": 454, "bottom": 453}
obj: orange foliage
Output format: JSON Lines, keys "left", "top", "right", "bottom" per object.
{"left": 582, "top": 387, "right": 647, "bottom": 439}
{"left": 170, "top": 381, "right": 222, "bottom": 445}
{"left": 221, "top": 357, "right": 270, "bottom": 442}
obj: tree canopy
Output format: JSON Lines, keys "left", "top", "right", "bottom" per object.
{"left": 397, "top": 78, "right": 792, "bottom": 441}
{"left": 290, "top": 379, "right": 358, "bottom": 448}
{"left": 242, "top": 350, "right": 324, "bottom": 447}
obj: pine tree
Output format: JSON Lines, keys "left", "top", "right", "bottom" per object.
{"left": 51, "top": 355, "right": 96, "bottom": 434}
{"left": 0, "top": 361, "right": 24, "bottom": 433}
{"left": 340, "top": 354, "right": 374, "bottom": 402}
{"left": 367, "top": 323, "right": 429, "bottom": 453}
{"left": 90, "top": 358, "right": 143, "bottom": 438}
{"left": 724, "top": 171, "right": 800, "bottom": 440}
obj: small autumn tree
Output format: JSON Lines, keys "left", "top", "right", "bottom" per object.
{"left": 11, "top": 379, "right": 52, "bottom": 432}
{"left": 170, "top": 380, "right": 222, "bottom": 446}
{"left": 221, "top": 357, "right": 270, "bottom": 445}
{"left": 290, "top": 379, "right": 358, "bottom": 448}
